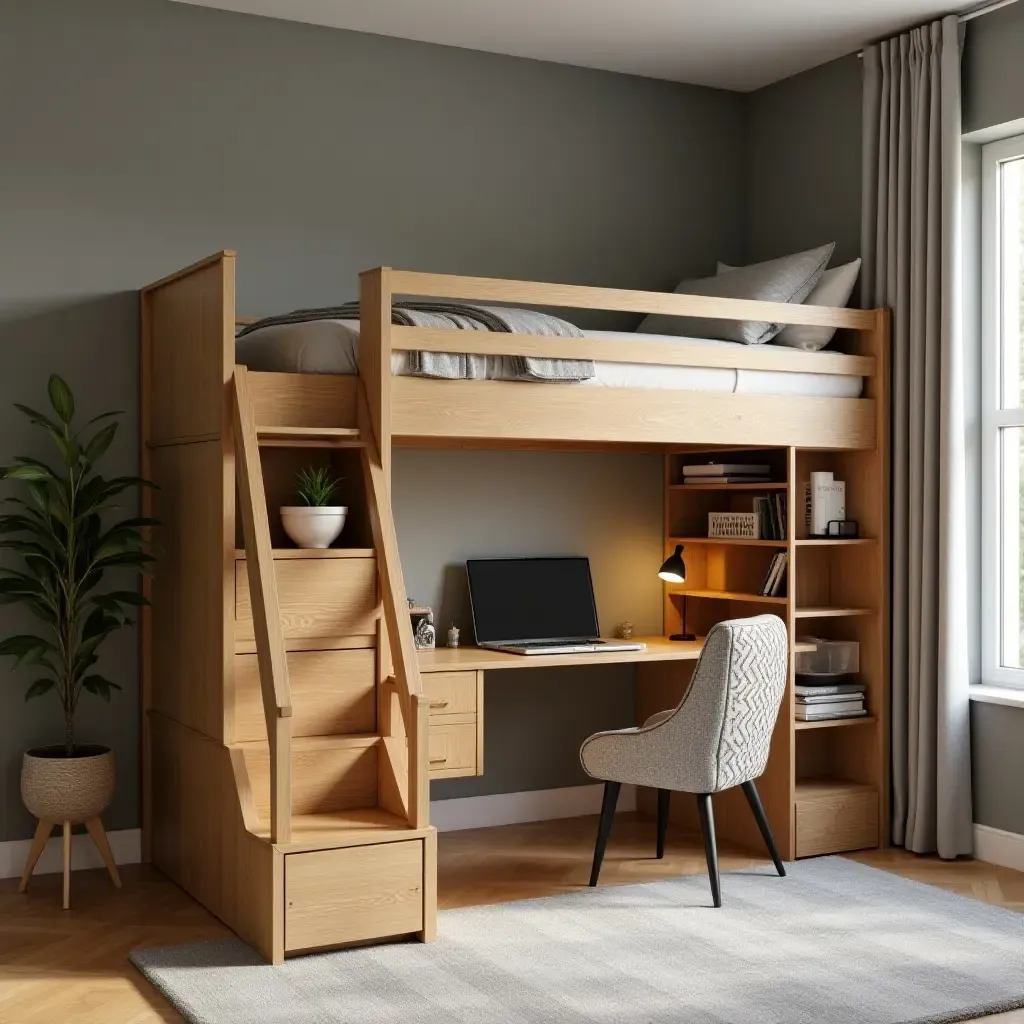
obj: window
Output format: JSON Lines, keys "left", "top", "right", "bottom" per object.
{"left": 982, "top": 134, "right": 1024, "bottom": 689}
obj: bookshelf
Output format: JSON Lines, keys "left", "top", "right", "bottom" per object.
{"left": 638, "top": 444, "right": 888, "bottom": 862}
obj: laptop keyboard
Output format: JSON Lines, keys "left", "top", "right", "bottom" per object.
{"left": 512, "top": 639, "right": 604, "bottom": 648}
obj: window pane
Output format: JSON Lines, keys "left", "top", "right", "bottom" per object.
{"left": 1001, "top": 426, "right": 1023, "bottom": 669}
{"left": 1001, "top": 157, "right": 1024, "bottom": 410}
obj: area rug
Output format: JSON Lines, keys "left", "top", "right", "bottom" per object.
{"left": 131, "top": 857, "right": 1024, "bottom": 1024}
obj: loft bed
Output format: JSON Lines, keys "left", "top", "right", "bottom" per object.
{"left": 141, "top": 250, "right": 890, "bottom": 963}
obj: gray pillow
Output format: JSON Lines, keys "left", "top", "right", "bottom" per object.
{"left": 638, "top": 243, "right": 835, "bottom": 345}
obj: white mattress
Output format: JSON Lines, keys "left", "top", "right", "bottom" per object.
{"left": 235, "top": 319, "right": 863, "bottom": 399}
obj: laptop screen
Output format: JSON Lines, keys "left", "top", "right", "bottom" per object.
{"left": 466, "top": 557, "right": 600, "bottom": 644}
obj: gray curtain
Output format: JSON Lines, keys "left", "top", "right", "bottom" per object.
{"left": 861, "top": 15, "right": 973, "bottom": 859}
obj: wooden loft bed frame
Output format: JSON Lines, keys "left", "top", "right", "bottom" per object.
{"left": 141, "top": 250, "right": 890, "bottom": 963}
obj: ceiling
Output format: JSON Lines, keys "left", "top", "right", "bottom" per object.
{"left": 171, "top": 0, "right": 977, "bottom": 92}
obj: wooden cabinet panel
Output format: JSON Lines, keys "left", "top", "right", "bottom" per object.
{"left": 232, "top": 648, "right": 375, "bottom": 742}
{"left": 795, "top": 781, "right": 878, "bottom": 857}
{"left": 422, "top": 671, "right": 479, "bottom": 717}
{"left": 235, "top": 556, "right": 378, "bottom": 644}
{"left": 285, "top": 840, "right": 423, "bottom": 952}
{"left": 427, "top": 721, "right": 478, "bottom": 779}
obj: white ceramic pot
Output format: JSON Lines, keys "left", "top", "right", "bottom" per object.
{"left": 280, "top": 506, "right": 348, "bottom": 549}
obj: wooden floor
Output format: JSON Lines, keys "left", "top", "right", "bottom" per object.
{"left": 1, "top": 813, "right": 1021, "bottom": 1023}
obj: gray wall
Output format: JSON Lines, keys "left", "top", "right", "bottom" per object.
{"left": 963, "top": 0, "right": 1024, "bottom": 136}
{"left": 0, "top": 0, "right": 746, "bottom": 840}
{"left": 745, "top": 55, "right": 863, "bottom": 265}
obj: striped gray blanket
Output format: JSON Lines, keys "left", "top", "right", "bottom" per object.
{"left": 237, "top": 302, "right": 593, "bottom": 382}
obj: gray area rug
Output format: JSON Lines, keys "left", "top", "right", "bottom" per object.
{"left": 131, "top": 857, "right": 1024, "bottom": 1024}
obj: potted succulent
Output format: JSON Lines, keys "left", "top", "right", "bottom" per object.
{"left": 280, "top": 466, "right": 347, "bottom": 549}
{"left": 0, "top": 376, "right": 156, "bottom": 866}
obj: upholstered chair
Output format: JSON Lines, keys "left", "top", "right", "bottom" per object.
{"left": 580, "top": 614, "right": 788, "bottom": 907}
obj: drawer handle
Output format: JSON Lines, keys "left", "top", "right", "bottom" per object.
{"left": 428, "top": 699, "right": 449, "bottom": 709}
{"left": 429, "top": 757, "right": 448, "bottom": 765}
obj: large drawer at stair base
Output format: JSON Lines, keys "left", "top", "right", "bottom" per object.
{"left": 285, "top": 840, "right": 424, "bottom": 952}
{"left": 234, "top": 556, "right": 378, "bottom": 645}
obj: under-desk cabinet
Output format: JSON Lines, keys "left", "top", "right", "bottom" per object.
{"left": 422, "top": 670, "right": 484, "bottom": 779}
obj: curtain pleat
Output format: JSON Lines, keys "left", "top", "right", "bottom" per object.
{"left": 861, "top": 16, "right": 973, "bottom": 858}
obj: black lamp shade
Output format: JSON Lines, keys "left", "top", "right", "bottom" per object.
{"left": 658, "top": 544, "right": 686, "bottom": 584}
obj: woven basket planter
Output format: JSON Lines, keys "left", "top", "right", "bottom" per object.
{"left": 21, "top": 745, "right": 115, "bottom": 824}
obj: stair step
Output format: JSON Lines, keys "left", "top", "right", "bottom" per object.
{"left": 251, "top": 808, "right": 421, "bottom": 850}
{"left": 256, "top": 425, "right": 364, "bottom": 448}
{"left": 231, "top": 733, "right": 382, "bottom": 753}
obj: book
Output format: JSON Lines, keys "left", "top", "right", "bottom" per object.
{"left": 795, "top": 698, "right": 863, "bottom": 713}
{"left": 796, "top": 691, "right": 866, "bottom": 705}
{"left": 769, "top": 553, "right": 787, "bottom": 596}
{"left": 683, "top": 475, "right": 772, "bottom": 485}
{"left": 806, "top": 472, "right": 847, "bottom": 535}
{"left": 795, "top": 682, "right": 866, "bottom": 697}
{"left": 758, "top": 553, "right": 780, "bottom": 595}
{"left": 796, "top": 707, "right": 869, "bottom": 721}
{"left": 682, "top": 463, "right": 771, "bottom": 477}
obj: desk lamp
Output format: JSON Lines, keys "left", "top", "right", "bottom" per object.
{"left": 658, "top": 544, "right": 696, "bottom": 642}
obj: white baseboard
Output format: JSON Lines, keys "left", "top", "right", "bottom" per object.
{"left": 973, "top": 823, "right": 1024, "bottom": 872}
{"left": 0, "top": 827, "right": 141, "bottom": 880}
{"left": 431, "top": 783, "right": 636, "bottom": 833}
{"left": 0, "top": 787, "right": 635, "bottom": 876}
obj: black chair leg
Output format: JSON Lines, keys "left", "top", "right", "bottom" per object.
{"left": 656, "top": 789, "right": 670, "bottom": 859}
{"left": 696, "top": 793, "right": 722, "bottom": 908}
{"left": 589, "top": 781, "right": 621, "bottom": 886}
{"left": 741, "top": 780, "right": 786, "bottom": 877}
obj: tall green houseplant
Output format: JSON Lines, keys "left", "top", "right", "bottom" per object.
{"left": 0, "top": 375, "right": 156, "bottom": 754}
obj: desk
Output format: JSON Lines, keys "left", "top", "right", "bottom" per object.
{"left": 414, "top": 637, "right": 815, "bottom": 782}
{"left": 418, "top": 636, "right": 815, "bottom": 673}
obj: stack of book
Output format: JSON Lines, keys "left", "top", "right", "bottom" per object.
{"left": 758, "top": 552, "right": 787, "bottom": 596}
{"left": 682, "top": 462, "right": 772, "bottom": 485}
{"left": 754, "top": 494, "right": 787, "bottom": 540}
{"left": 795, "top": 680, "right": 867, "bottom": 721}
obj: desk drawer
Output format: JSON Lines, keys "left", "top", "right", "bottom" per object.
{"left": 235, "top": 556, "right": 378, "bottom": 645}
{"left": 428, "top": 721, "right": 478, "bottom": 779}
{"left": 422, "top": 671, "right": 479, "bottom": 717}
{"left": 285, "top": 840, "right": 423, "bottom": 952}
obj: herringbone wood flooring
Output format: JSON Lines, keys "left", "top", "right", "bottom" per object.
{"left": 0, "top": 814, "right": 1021, "bottom": 1023}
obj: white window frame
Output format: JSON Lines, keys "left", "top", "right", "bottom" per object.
{"left": 981, "top": 133, "right": 1024, "bottom": 690}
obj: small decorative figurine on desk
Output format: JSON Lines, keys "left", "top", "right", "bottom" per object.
{"left": 447, "top": 624, "right": 461, "bottom": 648}
{"left": 616, "top": 621, "right": 634, "bottom": 640}
{"left": 408, "top": 599, "right": 436, "bottom": 650}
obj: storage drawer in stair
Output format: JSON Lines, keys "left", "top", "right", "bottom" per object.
{"left": 428, "top": 721, "right": 478, "bottom": 779}
{"left": 235, "top": 556, "right": 378, "bottom": 646}
{"left": 422, "top": 670, "right": 480, "bottom": 717}
{"left": 232, "top": 648, "right": 376, "bottom": 742}
{"left": 285, "top": 839, "right": 424, "bottom": 952}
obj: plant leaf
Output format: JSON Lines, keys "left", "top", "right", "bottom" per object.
{"left": 80, "top": 674, "right": 121, "bottom": 702}
{"left": 95, "top": 589, "right": 150, "bottom": 607}
{"left": 4, "top": 464, "right": 54, "bottom": 483}
{"left": 25, "top": 678, "right": 55, "bottom": 701}
{"left": 83, "top": 422, "right": 117, "bottom": 465}
{"left": 0, "top": 634, "right": 57, "bottom": 668}
{"left": 47, "top": 375, "right": 75, "bottom": 423}
{"left": 13, "top": 403, "right": 62, "bottom": 435}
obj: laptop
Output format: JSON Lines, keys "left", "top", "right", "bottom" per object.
{"left": 466, "top": 556, "right": 645, "bottom": 656}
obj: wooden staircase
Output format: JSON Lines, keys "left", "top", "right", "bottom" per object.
{"left": 224, "top": 366, "right": 435, "bottom": 959}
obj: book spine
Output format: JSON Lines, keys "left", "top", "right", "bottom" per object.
{"left": 810, "top": 471, "right": 834, "bottom": 535}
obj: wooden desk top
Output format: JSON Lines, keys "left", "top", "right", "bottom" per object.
{"left": 418, "top": 636, "right": 815, "bottom": 673}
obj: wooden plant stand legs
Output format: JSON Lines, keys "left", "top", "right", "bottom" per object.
{"left": 19, "top": 816, "right": 122, "bottom": 909}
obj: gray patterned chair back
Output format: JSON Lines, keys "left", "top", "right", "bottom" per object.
{"left": 580, "top": 615, "right": 787, "bottom": 794}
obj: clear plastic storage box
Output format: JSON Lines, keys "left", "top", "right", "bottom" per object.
{"left": 795, "top": 638, "right": 859, "bottom": 683}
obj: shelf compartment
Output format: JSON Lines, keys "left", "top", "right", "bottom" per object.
{"left": 256, "top": 426, "right": 364, "bottom": 448}
{"left": 669, "top": 482, "right": 788, "bottom": 492}
{"left": 794, "top": 607, "right": 873, "bottom": 619}
{"left": 795, "top": 715, "right": 877, "bottom": 731}
{"left": 795, "top": 538, "right": 876, "bottom": 547}
{"left": 668, "top": 536, "right": 787, "bottom": 548}
{"left": 794, "top": 777, "right": 879, "bottom": 857}
{"left": 670, "top": 588, "right": 788, "bottom": 605}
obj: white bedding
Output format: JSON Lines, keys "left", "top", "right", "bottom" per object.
{"left": 235, "top": 319, "right": 863, "bottom": 399}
